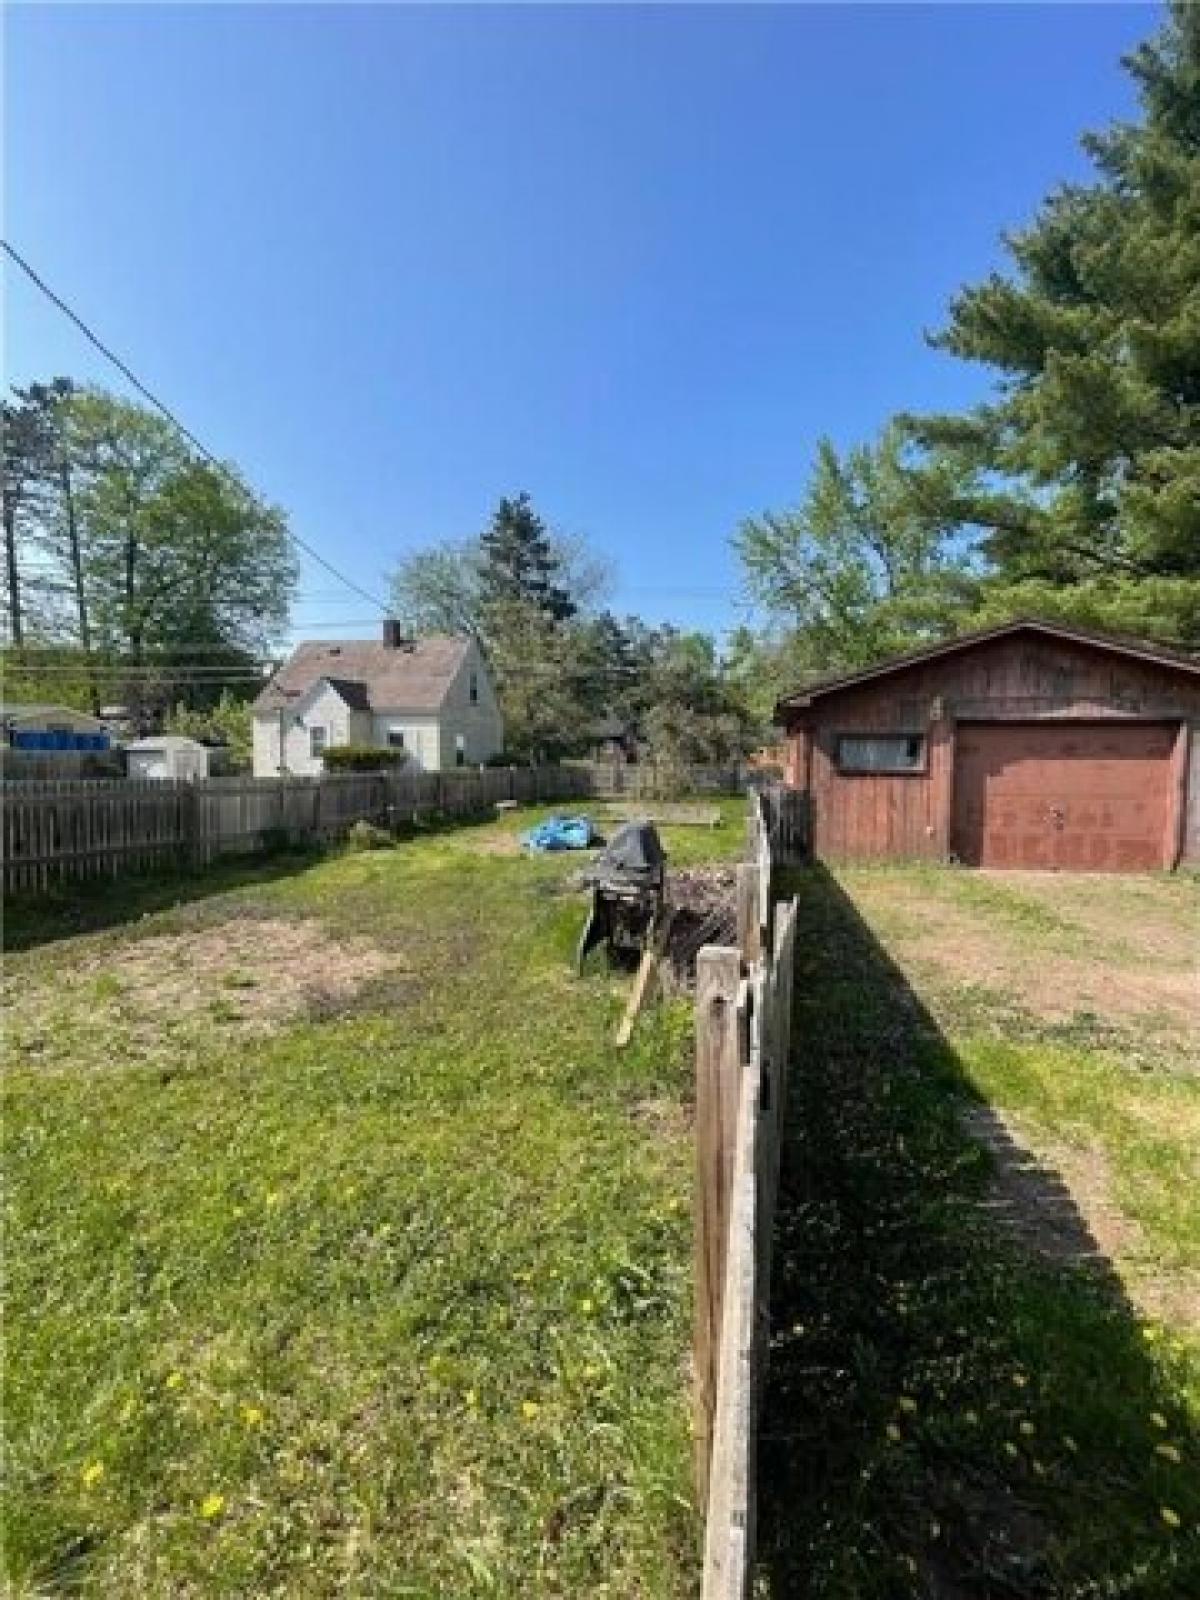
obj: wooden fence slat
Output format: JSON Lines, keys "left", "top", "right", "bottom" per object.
{"left": 693, "top": 945, "right": 744, "bottom": 1508}
{"left": 697, "top": 787, "right": 803, "bottom": 1600}
{"left": 1, "top": 764, "right": 613, "bottom": 896}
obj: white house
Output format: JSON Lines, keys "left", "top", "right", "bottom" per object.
{"left": 251, "top": 625, "right": 504, "bottom": 778}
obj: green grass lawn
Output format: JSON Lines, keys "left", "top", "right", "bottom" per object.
{"left": 760, "top": 864, "right": 1200, "bottom": 1599}
{"left": 3, "top": 800, "right": 744, "bottom": 1598}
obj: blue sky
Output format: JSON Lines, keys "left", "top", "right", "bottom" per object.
{"left": 5, "top": 2, "right": 1153, "bottom": 644}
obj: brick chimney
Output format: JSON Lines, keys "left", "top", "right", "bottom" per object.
{"left": 382, "top": 618, "right": 404, "bottom": 649}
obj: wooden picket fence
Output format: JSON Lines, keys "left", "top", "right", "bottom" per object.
{"left": 576, "top": 760, "right": 748, "bottom": 799}
{"left": 0, "top": 760, "right": 772, "bottom": 897}
{"left": 0, "top": 765, "right": 592, "bottom": 895}
{"left": 694, "top": 788, "right": 803, "bottom": 1598}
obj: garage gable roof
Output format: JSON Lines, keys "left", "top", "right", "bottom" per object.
{"left": 774, "top": 619, "right": 1200, "bottom": 718}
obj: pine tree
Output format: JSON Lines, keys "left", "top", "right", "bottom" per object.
{"left": 908, "top": 1, "right": 1199, "bottom": 626}
{"left": 477, "top": 493, "right": 576, "bottom": 624}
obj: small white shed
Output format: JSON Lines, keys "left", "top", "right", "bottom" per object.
{"left": 125, "top": 736, "right": 212, "bottom": 782}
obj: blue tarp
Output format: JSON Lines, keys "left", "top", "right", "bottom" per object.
{"left": 522, "top": 815, "right": 598, "bottom": 853}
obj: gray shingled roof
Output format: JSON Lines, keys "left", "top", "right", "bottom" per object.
{"left": 253, "top": 636, "right": 471, "bottom": 715}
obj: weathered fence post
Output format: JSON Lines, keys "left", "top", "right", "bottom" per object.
{"left": 735, "top": 862, "right": 761, "bottom": 966}
{"left": 694, "top": 945, "right": 744, "bottom": 1506}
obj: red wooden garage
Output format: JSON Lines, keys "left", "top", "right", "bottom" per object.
{"left": 775, "top": 620, "right": 1200, "bottom": 871}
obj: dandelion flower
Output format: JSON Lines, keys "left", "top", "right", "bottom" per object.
{"left": 200, "top": 1493, "right": 226, "bottom": 1520}
{"left": 265, "top": 1191, "right": 281, "bottom": 1209}
{"left": 1012, "top": 1373, "right": 1028, "bottom": 1389}
{"left": 1155, "top": 1443, "right": 1182, "bottom": 1464}
{"left": 898, "top": 1396, "right": 918, "bottom": 1415}
{"left": 465, "top": 1389, "right": 479, "bottom": 1409}
{"left": 1019, "top": 1421, "right": 1035, "bottom": 1437}
{"left": 1160, "top": 1507, "right": 1181, "bottom": 1530}
{"left": 521, "top": 1401, "right": 540, "bottom": 1421}
{"left": 81, "top": 1461, "right": 105, "bottom": 1488}
{"left": 165, "top": 1372, "right": 184, "bottom": 1391}
{"left": 579, "top": 1298, "right": 595, "bottom": 1315}
{"left": 240, "top": 1404, "right": 264, "bottom": 1427}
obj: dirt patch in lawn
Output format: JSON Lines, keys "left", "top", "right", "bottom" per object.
{"left": 847, "top": 873, "right": 1197, "bottom": 1034}
{"left": 987, "top": 871, "right": 1198, "bottom": 968}
{"left": 6, "top": 917, "right": 411, "bottom": 1061}
{"left": 462, "top": 830, "right": 524, "bottom": 856}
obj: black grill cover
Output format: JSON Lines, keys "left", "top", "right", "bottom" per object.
{"left": 594, "top": 821, "right": 666, "bottom": 888}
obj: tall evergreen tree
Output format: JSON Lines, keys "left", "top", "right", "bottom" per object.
{"left": 478, "top": 492, "right": 576, "bottom": 624}
{"left": 906, "top": 1, "right": 1199, "bottom": 637}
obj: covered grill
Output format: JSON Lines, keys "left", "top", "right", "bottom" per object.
{"left": 576, "top": 821, "right": 666, "bottom": 971}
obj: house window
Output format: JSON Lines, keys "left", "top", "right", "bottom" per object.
{"left": 469, "top": 671, "right": 479, "bottom": 705}
{"left": 836, "top": 733, "right": 925, "bottom": 773}
{"left": 309, "top": 725, "right": 327, "bottom": 760}
{"left": 455, "top": 733, "right": 467, "bottom": 768}
{"left": 387, "top": 729, "right": 405, "bottom": 750}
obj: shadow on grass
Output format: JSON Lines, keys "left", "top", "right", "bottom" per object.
{"left": 2, "top": 807, "right": 516, "bottom": 954}
{"left": 2, "top": 847, "right": 326, "bottom": 954}
{"left": 758, "top": 865, "right": 1199, "bottom": 1599}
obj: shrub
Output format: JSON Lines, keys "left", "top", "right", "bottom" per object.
{"left": 345, "top": 819, "right": 394, "bottom": 851}
{"left": 322, "top": 745, "right": 409, "bottom": 773}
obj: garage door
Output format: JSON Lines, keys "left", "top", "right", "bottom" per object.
{"left": 952, "top": 722, "right": 1177, "bottom": 871}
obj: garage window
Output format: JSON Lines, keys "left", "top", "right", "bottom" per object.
{"left": 837, "top": 733, "right": 925, "bottom": 773}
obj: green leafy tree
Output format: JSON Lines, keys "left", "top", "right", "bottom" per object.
{"left": 164, "top": 690, "right": 254, "bottom": 769}
{"left": 483, "top": 596, "right": 586, "bottom": 762}
{"left": 390, "top": 540, "right": 483, "bottom": 637}
{"left": 3, "top": 381, "right": 296, "bottom": 715}
{"left": 636, "top": 628, "right": 760, "bottom": 770}
{"left": 904, "top": 1, "right": 1200, "bottom": 641}
{"left": 735, "top": 424, "right": 978, "bottom": 673}
{"left": 1, "top": 645, "right": 101, "bottom": 712}
{"left": 69, "top": 392, "right": 294, "bottom": 665}
{"left": 61, "top": 389, "right": 294, "bottom": 711}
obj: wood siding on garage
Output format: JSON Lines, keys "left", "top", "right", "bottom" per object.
{"left": 807, "top": 716, "right": 952, "bottom": 861}
{"left": 781, "top": 628, "right": 1200, "bottom": 869}
{"left": 952, "top": 721, "right": 1177, "bottom": 871}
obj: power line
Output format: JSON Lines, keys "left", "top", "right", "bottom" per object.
{"left": 1, "top": 238, "right": 391, "bottom": 617}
